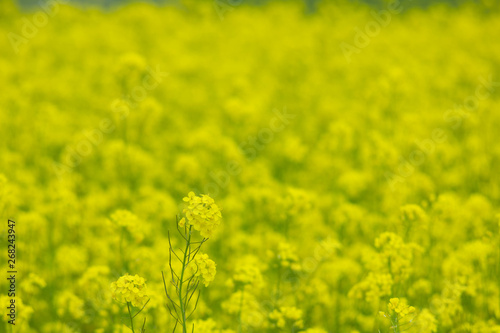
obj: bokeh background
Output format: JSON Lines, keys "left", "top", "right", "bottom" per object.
{"left": 1, "top": 0, "right": 500, "bottom": 332}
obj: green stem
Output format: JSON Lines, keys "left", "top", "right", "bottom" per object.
{"left": 127, "top": 302, "right": 135, "bottom": 333}
{"left": 179, "top": 227, "right": 192, "bottom": 333}
{"left": 394, "top": 315, "right": 400, "bottom": 333}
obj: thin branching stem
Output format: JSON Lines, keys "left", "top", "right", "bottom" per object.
{"left": 127, "top": 302, "right": 135, "bottom": 333}
{"left": 187, "top": 291, "right": 201, "bottom": 319}
{"left": 132, "top": 298, "right": 150, "bottom": 319}
{"left": 178, "top": 226, "right": 192, "bottom": 333}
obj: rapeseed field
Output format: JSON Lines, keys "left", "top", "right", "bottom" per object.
{"left": 1, "top": 0, "right": 500, "bottom": 332}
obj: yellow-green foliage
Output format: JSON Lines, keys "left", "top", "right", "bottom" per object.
{"left": 0, "top": 0, "right": 499, "bottom": 332}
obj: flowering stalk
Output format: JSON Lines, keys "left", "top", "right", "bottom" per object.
{"left": 163, "top": 192, "right": 221, "bottom": 333}
{"left": 111, "top": 274, "right": 149, "bottom": 333}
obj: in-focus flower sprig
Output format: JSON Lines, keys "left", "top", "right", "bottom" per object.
{"left": 179, "top": 191, "right": 222, "bottom": 238}
{"left": 163, "top": 192, "right": 222, "bottom": 333}
{"left": 110, "top": 274, "right": 150, "bottom": 333}
{"left": 379, "top": 298, "right": 417, "bottom": 333}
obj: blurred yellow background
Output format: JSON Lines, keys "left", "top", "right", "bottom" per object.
{"left": 1, "top": 0, "right": 499, "bottom": 332}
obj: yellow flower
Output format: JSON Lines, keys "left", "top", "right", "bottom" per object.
{"left": 348, "top": 273, "right": 393, "bottom": 303}
{"left": 56, "top": 291, "right": 85, "bottom": 319}
{"left": 388, "top": 298, "right": 416, "bottom": 318}
{"left": 415, "top": 309, "right": 437, "bottom": 333}
{"left": 380, "top": 298, "right": 418, "bottom": 332}
{"left": 110, "top": 210, "right": 147, "bottom": 243}
{"left": 374, "top": 232, "right": 422, "bottom": 283}
{"left": 232, "top": 262, "right": 263, "bottom": 289}
{"left": 110, "top": 274, "right": 148, "bottom": 307}
{"left": 187, "top": 253, "right": 217, "bottom": 287}
{"left": 269, "top": 306, "right": 304, "bottom": 330}
{"left": 271, "top": 242, "right": 301, "bottom": 271}
{"left": 181, "top": 192, "right": 222, "bottom": 238}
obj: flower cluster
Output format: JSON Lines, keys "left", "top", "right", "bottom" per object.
{"left": 270, "top": 242, "right": 302, "bottom": 272}
{"left": 110, "top": 209, "right": 147, "bottom": 243}
{"left": 222, "top": 290, "right": 264, "bottom": 329}
{"left": 179, "top": 192, "right": 222, "bottom": 238}
{"left": 191, "top": 318, "right": 235, "bottom": 333}
{"left": 387, "top": 298, "right": 416, "bottom": 319}
{"left": 269, "top": 306, "right": 304, "bottom": 330}
{"left": 187, "top": 253, "right": 217, "bottom": 287}
{"left": 229, "top": 263, "right": 264, "bottom": 290}
{"left": 349, "top": 273, "right": 393, "bottom": 303}
{"left": 399, "top": 204, "right": 429, "bottom": 234}
{"left": 380, "top": 298, "right": 418, "bottom": 332}
{"left": 374, "top": 232, "right": 422, "bottom": 283}
{"left": 0, "top": 295, "right": 33, "bottom": 327}
{"left": 110, "top": 274, "right": 148, "bottom": 307}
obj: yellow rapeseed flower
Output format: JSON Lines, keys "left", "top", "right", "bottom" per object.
{"left": 181, "top": 192, "right": 222, "bottom": 238}
{"left": 187, "top": 253, "right": 217, "bottom": 287}
{"left": 110, "top": 274, "right": 148, "bottom": 307}
{"left": 388, "top": 298, "right": 416, "bottom": 318}
{"left": 269, "top": 306, "right": 304, "bottom": 330}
